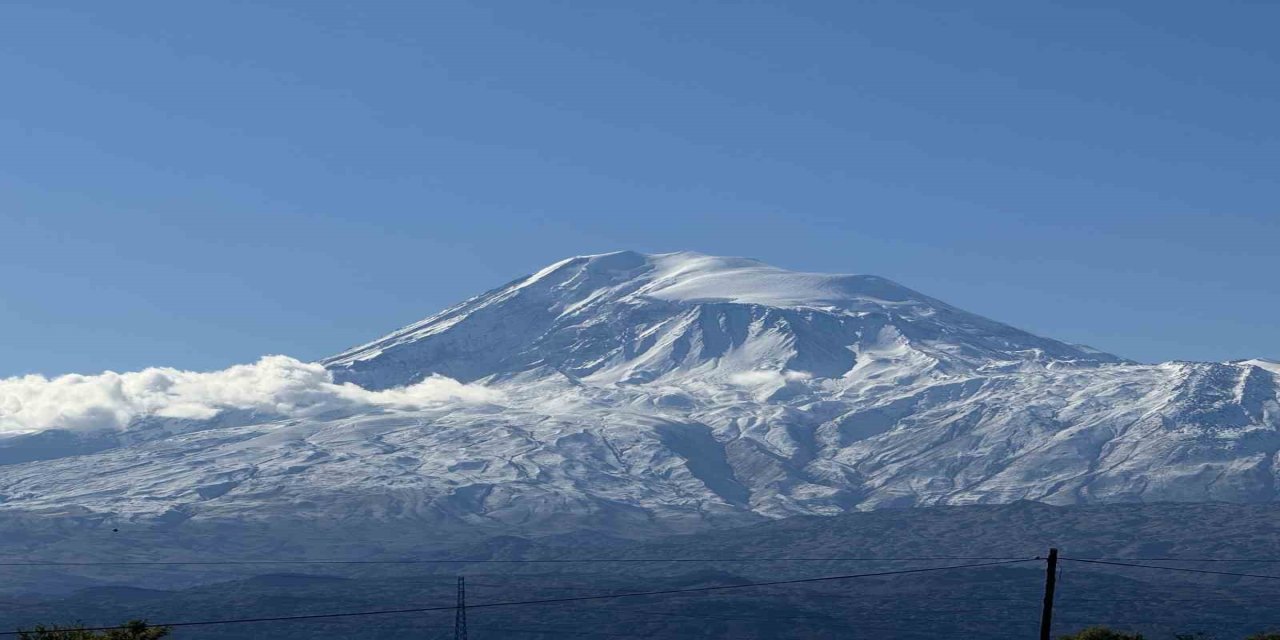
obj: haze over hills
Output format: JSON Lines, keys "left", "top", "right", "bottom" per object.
{"left": 8, "top": 502, "right": 1280, "bottom": 639}
{"left": 1, "top": 251, "right": 1278, "bottom": 543}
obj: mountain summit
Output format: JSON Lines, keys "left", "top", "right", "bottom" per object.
{"left": 1, "top": 251, "right": 1277, "bottom": 540}
{"left": 323, "top": 251, "right": 1122, "bottom": 390}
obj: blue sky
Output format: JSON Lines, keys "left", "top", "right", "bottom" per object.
{"left": 1, "top": 0, "right": 1276, "bottom": 375}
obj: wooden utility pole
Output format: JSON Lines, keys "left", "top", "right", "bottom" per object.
{"left": 1039, "top": 548, "right": 1058, "bottom": 640}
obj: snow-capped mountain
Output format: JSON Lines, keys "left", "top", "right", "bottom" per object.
{"left": 1, "top": 251, "right": 1278, "bottom": 538}
{"left": 322, "top": 251, "right": 1124, "bottom": 390}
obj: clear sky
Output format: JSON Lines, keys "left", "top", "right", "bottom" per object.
{"left": 1, "top": 0, "right": 1276, "bottom": 376}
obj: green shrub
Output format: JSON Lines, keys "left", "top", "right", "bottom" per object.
{"left": 18, "top": 620, "right": 170, "bottom": 640}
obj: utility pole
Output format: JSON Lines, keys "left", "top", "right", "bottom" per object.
{"left": 454, "top": 576, "right": 468, "bottom": 640}
{"left": 1039, "top": 548, "right": 1058, "bottom": 640}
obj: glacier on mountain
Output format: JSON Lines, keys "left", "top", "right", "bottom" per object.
{"left": 1, "top": 251, "right": 1277, "bottom": 537}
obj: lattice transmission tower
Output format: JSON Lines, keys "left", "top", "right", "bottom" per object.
{"left": 454, "top": 576, "right": 468, "bottom": 640}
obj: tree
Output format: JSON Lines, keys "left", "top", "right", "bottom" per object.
{"left": 1059, "top": 627, "right": 1145, "bottom": 640}
{"left": 17, "top": 620, "right": 170, "bottom": 640}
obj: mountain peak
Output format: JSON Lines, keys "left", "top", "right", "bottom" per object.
{"left": 516, "top": 250, "right": 924, "bottom": 309}
{"left": 322, "top": 251, "right": 1125, "bottom": 389}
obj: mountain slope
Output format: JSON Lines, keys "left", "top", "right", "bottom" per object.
{"left": 1, "top": 251, "right": 1277, "bottom": 539}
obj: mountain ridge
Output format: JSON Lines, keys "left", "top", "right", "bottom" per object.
{"left": 1, "top": 251, "right": 1276, "bottom": 542}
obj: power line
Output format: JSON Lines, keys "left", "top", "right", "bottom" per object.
{"left": 348, "top": 620, "right": 686, "bottom": 638}
{"left": 1074, "top": 557, "right": 1280, "bottom": 563}
{"left": 619, "top": 609, "right": 838, "bottom": 622}
{"left": 0, "top": 558, "right": 1036, "bottom": 636}
{"left": 626, "top": 606, "right": 1014, "bottom": 621}
{"left": 0, "top": 555, "right": 1028, "bottom": 568}
{"left": 799, "top": 592, "right": 1044, "bottom": 603}
{"left": 1053, "top": 616, "right": 1280, "bottom": 625}
{"left": 465, "top": 625, "right": 667, "bottom": 638}
{"left": 1061, "top": 557, "right": 1280, "bottom": 581}
{"left": 465, "top": 582, "right": 1044, "bottom": 606}
{"left": 1059, "top": 596, "right": 1278, "bottom": 603}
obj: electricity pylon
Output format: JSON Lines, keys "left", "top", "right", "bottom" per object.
{"left": 454, "top": 576, "right": 468, "bottom": 640}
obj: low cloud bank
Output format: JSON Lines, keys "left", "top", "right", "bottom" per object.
{"left": 0, "top": 356, "right": 499, "bottom": 435}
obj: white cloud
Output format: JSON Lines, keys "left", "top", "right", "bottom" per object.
{"left": 728, "top": 369, "right": 811, "bottom": 387}
{"left": 0, "top": 356, "right": 500, "bottom": 435}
